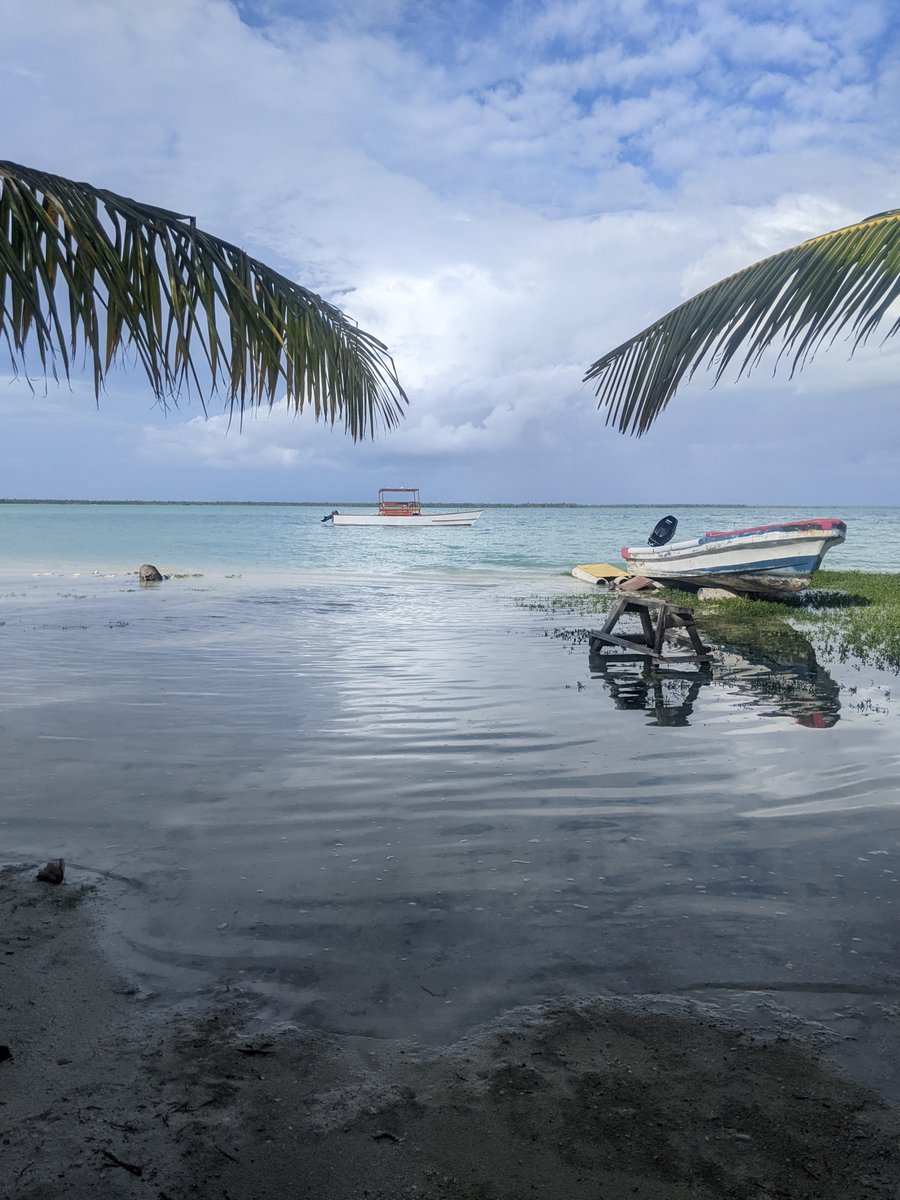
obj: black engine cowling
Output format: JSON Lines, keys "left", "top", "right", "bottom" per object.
{"left": 648, "top": 515, "right": 677, "bottom": 547}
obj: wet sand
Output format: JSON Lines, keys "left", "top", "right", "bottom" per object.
{"left": 4, "top": 865, "right": 900, "bottom": 1200}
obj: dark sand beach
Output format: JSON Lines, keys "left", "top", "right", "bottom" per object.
{"left": 4, "top": 865, "right": 900, "bottom": 1200}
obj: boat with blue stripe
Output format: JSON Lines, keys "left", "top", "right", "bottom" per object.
{"left": 621, "top": 517, "right": 847, "bottom": 595}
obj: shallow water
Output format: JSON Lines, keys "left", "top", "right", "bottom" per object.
{"left": 1, "top": 499, "right": 896, "bottom": 574}
{"left": 2, "top": 512, "right": 899, "bottom": 1045}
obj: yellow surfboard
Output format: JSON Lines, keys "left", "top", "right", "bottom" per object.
{"left": 572, "top": 563, "right": 628, "bottom": 584}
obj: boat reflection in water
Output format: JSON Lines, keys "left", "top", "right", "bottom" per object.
{"left": 589, "top": 620, "right": 841, "bottom": 729}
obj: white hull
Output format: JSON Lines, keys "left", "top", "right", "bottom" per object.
{"left": 623, "top": 520, "right": 846, "bottom": 595}
{"left": 331, "top": 510, "right": 482, "bottom": 527}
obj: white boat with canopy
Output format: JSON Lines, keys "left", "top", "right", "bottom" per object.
{"left": 322, "top": 489, "right": 483, "bottom": 527}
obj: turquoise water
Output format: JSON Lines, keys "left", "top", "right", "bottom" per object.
{"left": 2, "top": 502, "right": 900, "bottom": 1057}
{"left": 0, "top": 501, "right": 892, "bottom": 577}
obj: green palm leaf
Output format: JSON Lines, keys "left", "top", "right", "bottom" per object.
{"left": 0, "top": 160, "right": 407, "bottom": 438}
{"left": 584, "top": 209, "right": 900, "bottom": 436}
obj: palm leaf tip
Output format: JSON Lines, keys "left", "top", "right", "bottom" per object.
{"left": 585, "top": 209, "right": 900, "bottom": 436}
{"left": 0, "top": 159, "right": 407, "bottom": 439}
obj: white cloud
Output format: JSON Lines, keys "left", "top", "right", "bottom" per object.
{"left": 138, "top": 412, "right": 330, "bottom": 470}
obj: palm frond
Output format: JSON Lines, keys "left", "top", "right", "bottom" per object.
{"left": 0, "top": 160, "right": 407, "bottom": 438}
{"left": 584, "top": 209, "right": 900, "bottom": 436}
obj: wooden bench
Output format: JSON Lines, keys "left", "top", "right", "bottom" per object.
{"left": 589, "top": 594, "right": 710, "bottom": 663}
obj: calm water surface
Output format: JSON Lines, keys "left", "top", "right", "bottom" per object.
{"left": 1, "top": 503, "right": 899, "bottom": 1059}
{"left": 1, "top": 499, "right": 896, "bottom": 573}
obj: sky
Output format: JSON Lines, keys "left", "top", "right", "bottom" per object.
{"left": 1, "top": 0, "right": 899, "bottom": 504}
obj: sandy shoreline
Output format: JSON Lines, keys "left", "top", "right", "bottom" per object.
{"left": 3, "top": 864, "right": 900, "bottom": 1199}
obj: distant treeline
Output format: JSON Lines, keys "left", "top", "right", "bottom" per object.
{"left": 0, "top": 499, "right": 754, "bottom": 508}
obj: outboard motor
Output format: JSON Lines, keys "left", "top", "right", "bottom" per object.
{"left": 321, "top": 509, "right": 339, "bottom": 523}
{"left": 648, "top": 515, "right": 677, "bottom": 547}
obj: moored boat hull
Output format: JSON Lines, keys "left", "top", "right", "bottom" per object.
{"left": 622, "top": 519, "right": 846, "bottom": 595}
{"left": 330, "top": 510, "right": 483, "bottom": 527}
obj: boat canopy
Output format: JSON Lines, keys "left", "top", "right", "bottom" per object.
{"left": 378, "top": 488, "right": 422, "bottom": 517}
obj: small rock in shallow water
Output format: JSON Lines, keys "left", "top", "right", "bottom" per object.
{"left": 36, "top": 858, "right": 65, "bottom": 884}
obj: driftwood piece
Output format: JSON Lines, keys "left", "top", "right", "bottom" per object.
{"left": 617, "top": 575, "right": 660, "bottom": 592}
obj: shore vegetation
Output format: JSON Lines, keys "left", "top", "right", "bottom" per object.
{"left": 533, "top": 570, "right": 900, "bottom": 671}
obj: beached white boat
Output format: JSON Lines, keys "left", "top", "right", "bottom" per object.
{"left": 322, "top": 488, "right": 482, "bottom": 528}
{"left": 621, "top": 517, "right": 846, "bottom": 595}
